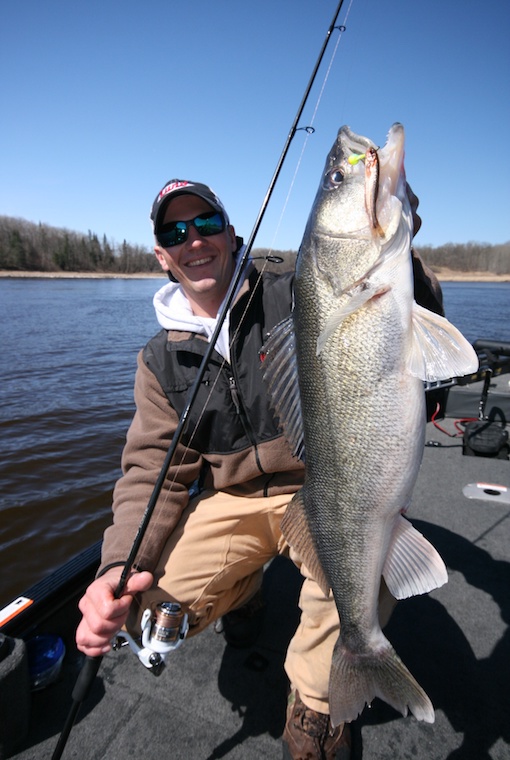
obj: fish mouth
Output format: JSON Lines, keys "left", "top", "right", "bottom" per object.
{"left": 377, "top": 123, "right": 406, "bottom": 206}
{"left": 347, "top": 122, "right": 407, "bottom": 241}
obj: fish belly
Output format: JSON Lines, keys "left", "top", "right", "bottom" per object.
{"left": 295, "top": 269, "right": 434, "bottom": 725}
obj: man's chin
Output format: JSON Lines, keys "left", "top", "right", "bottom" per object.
{"left": 182, "top": 275, "right": 223, "bottom": 296}
{"left": 187, "top": 274, "right": 217, "bottom": 287}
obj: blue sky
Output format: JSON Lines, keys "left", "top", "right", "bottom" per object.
{"left": 1, "top": 0, "right": 509, "bottom": 253}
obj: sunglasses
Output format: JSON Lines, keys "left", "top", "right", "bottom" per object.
{"left": 156, "top": 211, "right": 226, "bottom": 248}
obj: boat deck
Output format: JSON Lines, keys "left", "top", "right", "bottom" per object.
{"left": 5, "top": 417, "right": 510, "bottom": 759}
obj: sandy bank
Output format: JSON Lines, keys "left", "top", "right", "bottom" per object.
{"left": 1, "top": 269, "right": 510, "bottom": 283}
{"left": 432, "top": 268, "right": 510, "bottom": 282}
{"left": 0, "top": 270, "right": 164, "bottom": 280}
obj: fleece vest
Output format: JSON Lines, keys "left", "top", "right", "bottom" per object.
{"left": 143, "top": 268, "right": 294, "bottom": 457}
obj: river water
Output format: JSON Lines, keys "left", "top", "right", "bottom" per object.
{"left": 1, "top": 276, "right": 509, "bottom": 607}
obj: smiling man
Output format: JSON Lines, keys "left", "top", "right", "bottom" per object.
{"left": 76, "top": 178, "right": 443, "bottom": 760}
{"left": 152, "top": 181, "right": 238, "bottom": 317}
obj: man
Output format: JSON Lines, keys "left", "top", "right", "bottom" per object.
{"left": 76, "top": 179, "right": 443, "bottom": 759}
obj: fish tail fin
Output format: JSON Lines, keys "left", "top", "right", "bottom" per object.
{"left": 329, "top": 635, "right": 435, "bottom": 727}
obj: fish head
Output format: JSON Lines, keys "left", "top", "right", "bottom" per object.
{"left": 308, "top": 126, "right": 376, "bottom": 239}
{"left": 300, "top": 124, "right": 411, "bottom": 291}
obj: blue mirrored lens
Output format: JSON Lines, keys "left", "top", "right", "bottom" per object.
{"left": 157, "top": 212, "right": 225, "bottom": 248}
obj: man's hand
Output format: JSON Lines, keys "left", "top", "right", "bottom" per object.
{"left": 406, "top": 182, "right": 422, "bottom": 238}
{"left": 76, "top": 568, "right": 153, "bottom": 657}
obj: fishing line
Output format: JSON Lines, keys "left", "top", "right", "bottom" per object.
{"left": 266, "top": 3, "right": 352, "bottom": 254}
{"left": 51, "top": 2, "right": 351, "bottom": 757}
{"left": 113, "top": 0, "right": 352, "bottom": 598}
{"left": 309, "top": 0, "right": 353, "bottom": 126}
{"left": 122, "top": 1, "right": 360, "bottom": 620}
{"left": 134, "top": 4, "right": 356, "bottom": 555}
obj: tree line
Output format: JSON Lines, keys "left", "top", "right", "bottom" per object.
{"left": 0, "top": 216, "right": 160, "bottom": 274}
{"left": 413, "top": 241, "right": 510, "bottom": 275}
{"left": 0, "top": 215, "right": 509, "bottom": 275}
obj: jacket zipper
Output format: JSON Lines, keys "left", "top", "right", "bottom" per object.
{"left": 228, "top": 373, "right": 266, "bottom": 478}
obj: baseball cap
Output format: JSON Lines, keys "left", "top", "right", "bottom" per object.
{"left": 150, "top": 179, "right": 230, "bottom": 234}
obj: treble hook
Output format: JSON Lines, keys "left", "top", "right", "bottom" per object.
{"left": 296, "top": 126, "right": 315, "bottom": 134}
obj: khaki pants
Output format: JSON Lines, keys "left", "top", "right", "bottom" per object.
{"left": 128, "top": 489, "right": 395, "bottom": 714}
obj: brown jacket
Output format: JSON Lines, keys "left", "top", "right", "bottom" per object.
{"left": 99, "top": 253, "right": 442, "bottom": 575}
{"left": 99, "top": 267, "right": 304, "bottom": 574}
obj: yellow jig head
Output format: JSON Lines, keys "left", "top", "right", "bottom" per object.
{"left": 348, "top": 152, "right": 366, "bottom": 166}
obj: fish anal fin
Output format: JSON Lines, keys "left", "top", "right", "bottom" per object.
{"left": 281, "top": 490, "right": 329, "bottom": 595}
{"left": 408, "top": 302, "right": 479, "bottom": 381}
{"left": 383, "top": 515, "right": 448, "bottom": 600}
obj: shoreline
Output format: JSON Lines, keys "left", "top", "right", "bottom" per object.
{"left": 0, "top": 270, "right": 164, "bottom": 280}
{"left": 433, "top": 269, "right": 510, "bottom": 282}
{"left": 1, "top": 269, "right": 510, "bottom": 283}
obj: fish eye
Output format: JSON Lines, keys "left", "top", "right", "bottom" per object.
{"left": 327, "top": 169, "right": 344, "bottom": 186}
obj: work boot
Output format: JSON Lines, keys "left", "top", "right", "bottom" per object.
{"left": 214, "top": 589, "right": 266, "bottom": 648}
{"left": 282, "top": 689, "right": 351, "bottom": 760}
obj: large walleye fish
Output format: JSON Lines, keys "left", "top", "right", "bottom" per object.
{"left": 263, "top": 124, "right": 478, "bottom": 726}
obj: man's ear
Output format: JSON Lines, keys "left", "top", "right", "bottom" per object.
{"left": 154, "top": 246, "right": 169, "bottom": 271}
{"left": 228, "top": 225, "right": 238, "bottom": 252}
{"left": 154, "top": 246, "right": 178, "bottom": 282}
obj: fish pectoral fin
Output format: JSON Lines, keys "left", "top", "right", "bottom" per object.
{"left": 281, "top": 490, "right": 330, "bottom": 596}
{"left": 316, "top": 283, "right": 391, "bottom": 355}
{"left": 407, "top": 302, "right": 479, "bottom": 381}
{"left": 261, "top": 316, "right": 305, "bottom": 461}
{"left": 383, "top": 515, "right": 448, "bottom": 599}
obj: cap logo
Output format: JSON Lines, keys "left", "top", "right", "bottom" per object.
{"left": 158, "top": 180, "right": 192, "bottom": 202}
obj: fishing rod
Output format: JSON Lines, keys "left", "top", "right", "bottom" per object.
{"left": 51, "top": 2, "right": 347, "bottom": 757}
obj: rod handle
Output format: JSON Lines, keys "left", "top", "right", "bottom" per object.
{"left": 72, "top": 655, "right": 103, "bottom": 701}
{"left": 51, "top": 656, "right": 103, "bottom": 760}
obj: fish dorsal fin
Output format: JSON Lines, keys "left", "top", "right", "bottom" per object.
{"left": 281, "top": 489, "right": 330, "bottom": 596}
{"left": 408, "top": 302, "right": 479, "bottom": 382}
{"left": 382, "top": 515, "right": 448, "bottom": 599}
{"left": 261, "top": 315, "right": 305, "bottom": 460}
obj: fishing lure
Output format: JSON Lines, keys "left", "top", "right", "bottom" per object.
{"left": 348, "top": 152, "right": 366, "bottom": 165}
